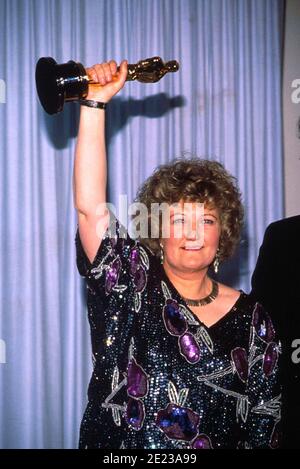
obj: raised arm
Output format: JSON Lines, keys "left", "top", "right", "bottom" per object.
{"left": 73, "top": 60, "right": 127, "bottom": 263}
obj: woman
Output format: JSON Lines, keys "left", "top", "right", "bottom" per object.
{"left": 74, "top": 60, "right": 281, "bottom": 449}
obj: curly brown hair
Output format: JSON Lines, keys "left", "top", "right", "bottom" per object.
{"left": 135, "top": 158, "right": 244, "bottom": 262}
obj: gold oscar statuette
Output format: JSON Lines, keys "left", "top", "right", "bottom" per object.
{"left": 35, "top": 56, "right": 180, "bottom": 114}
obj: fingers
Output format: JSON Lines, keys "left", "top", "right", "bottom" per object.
{"left": 86, "top": 60, "right": 126, "bottom": 85}
{"left": 109, "top": 60, "right": 118, "bottom": 75}
{"left": 87, "top": 63, "right": 112, "bottom": 85}
{"left": 118, "top": 60, "right": 128, "bottom": 84}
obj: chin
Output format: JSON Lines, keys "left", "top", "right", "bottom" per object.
{"left": 180, "top": 262, "right": 204, "bottom": 272}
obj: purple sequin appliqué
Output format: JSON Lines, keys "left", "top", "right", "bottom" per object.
{"left": 129, "top": 247, "right": 147, "bottom": 293}
{"left": 156, "top": 403, "right": 200, "bottom": 441}
{"left": 162, "top": 298, "right": 200, "bottom": 364}
{"left": 125, "top": 358, "right": 149, "bottom": 431}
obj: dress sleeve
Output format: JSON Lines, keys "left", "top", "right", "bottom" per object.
{"left": 75, "top": 212, "right": 136, "bottom": 296}
{"left": 244, "top": 302, "right": 282, "bottom": 448}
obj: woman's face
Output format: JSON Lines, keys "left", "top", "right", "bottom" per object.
{"left": 161, "top": 200, "right": 221, "bottom": 274}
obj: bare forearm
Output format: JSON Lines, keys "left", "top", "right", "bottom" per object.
{"left": 74, "top": 106, "right": 107, "bottom": 216}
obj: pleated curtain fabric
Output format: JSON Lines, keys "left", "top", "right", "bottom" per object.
{"left": 0, "top": 0, "right": 284, "bottom": 448}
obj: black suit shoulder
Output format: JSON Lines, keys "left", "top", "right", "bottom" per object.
{"left": 265, "top": 215, "right": 300, "bottom": 242}
{"left": 251, "top": 215, "right": 300, "bottom": 310}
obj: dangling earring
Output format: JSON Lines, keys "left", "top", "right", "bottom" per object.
{"left": 159, "top": 243, "right": 164, "bottom": 264}
{"left": 213, "top": 249, "right": 220, "bottom": 274}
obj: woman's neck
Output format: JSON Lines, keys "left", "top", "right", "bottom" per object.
{"left": 163, "top": 262, "right": 211, "bottom": 299}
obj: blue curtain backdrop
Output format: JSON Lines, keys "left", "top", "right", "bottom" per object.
{"left": 0, "top": 0, "right": 284, "bottom": 448}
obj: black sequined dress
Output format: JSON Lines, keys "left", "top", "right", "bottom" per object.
{"left": 75, "top": 218, "right": 281, "bottom": 449}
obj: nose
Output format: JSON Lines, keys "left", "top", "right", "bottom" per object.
{"left": 185, "top": 220, "right": 204, "bottom": 242}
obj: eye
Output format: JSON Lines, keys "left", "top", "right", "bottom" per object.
{"left": 173, "top": 217, "right": 185, "bottom": 224}
{"left": 200, "top": 218, "right": 216, "bottom": 225}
